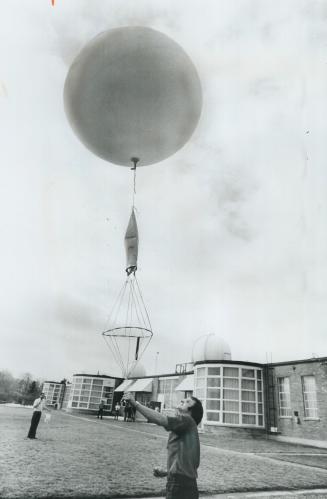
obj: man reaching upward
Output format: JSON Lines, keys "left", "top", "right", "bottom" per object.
{"left": 123, "top": 393, "right": 203, "bottom": 499}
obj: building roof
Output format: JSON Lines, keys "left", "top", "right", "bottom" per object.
{"left": 128, "top": 378, "right": 153, "bottom": 392}
{"left": 114, "top": 379, "right": 135, "bottom": 392}
{"left": 175, "top": 375, "right": 194, "bottom": 392}
{"left": 268, "top": 357, "right": 327, "bottom": 367}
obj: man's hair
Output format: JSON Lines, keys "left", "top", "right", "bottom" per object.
{"left": 189, "top": 396, "right": 203, "bottom": 425}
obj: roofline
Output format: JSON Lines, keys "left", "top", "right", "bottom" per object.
{"left": 43, "top": 381, "right": 63, "bottom": 384}
{"left": 173, "top": 371, "right": 194, "bottom": 376}
{"left": 128, "top": 372, "right": 194, "bottom": 379}
{"left": 71, "top": 357, "right": 327, "bottom": 380}
{"left": 267, "top": 357, "right": 327, "bottom": 367}
{"left": 194, "top": 360, "right": 264, "bottom": 368}
{"left": 73, "top": 373, "right": 123, "bottom": 380}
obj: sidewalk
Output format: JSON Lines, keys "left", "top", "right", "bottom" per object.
{"left": 129, "top": 490, "right": 327, "bottom": 499}
{"left": 207, "top": 489, "right": 327, "bottom": 498}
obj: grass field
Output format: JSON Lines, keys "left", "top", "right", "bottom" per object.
{"left": 1, "top": 405, "right": 327, "bottom": 498}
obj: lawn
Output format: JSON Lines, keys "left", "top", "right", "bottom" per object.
{"left": 1, "top": 406, "right": 327, "bottom": 498}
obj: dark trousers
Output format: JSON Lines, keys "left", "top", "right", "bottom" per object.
{"left": 166, "top": 473, "right": 198, "bottom": 499}
{"left": 97, "top": 408, "right": 103, "bottom": 419}
{"left": 27, "top": 411, "right": 42, "bottom": 438}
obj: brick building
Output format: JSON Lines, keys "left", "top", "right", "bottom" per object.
{"left": 46, "top": 335, "right": 327, "bottom": 446}
{"left": 265, "top": 357, "right": 327, "bottom": 446}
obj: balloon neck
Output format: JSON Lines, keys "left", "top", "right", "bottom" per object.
{"left": 131, "top": 157, "right": 139, "bottom": 170}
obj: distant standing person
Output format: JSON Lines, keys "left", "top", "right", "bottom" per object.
{"left": 27, "top": 393, "right": 50, "bottom": 439}
{"left": 123, "top": 400, "right": 129, "bottom": 422}
{"left": 123, "top": 393, "right": 203, "bottom": 499}
{"left": 97, "top": 400, "right": 105, "bottom": 420}
{"left": 114, "top": 402, "right": 120, "bottom": 420}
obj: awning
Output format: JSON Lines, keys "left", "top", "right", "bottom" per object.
{"left": 175, "top": 375, "right": 194, "bottom": 392}
{"left": 128, "top": 377, "right": 153, "bottom": 392}
{"left": 114, "top": 379, "right": 135, "bottom": 392}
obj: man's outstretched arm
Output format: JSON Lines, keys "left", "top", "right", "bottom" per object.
{"left": 122, "top": 393, "right": 168, "bottom": 427}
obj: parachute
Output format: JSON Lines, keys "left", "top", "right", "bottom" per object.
{"left": 124, "top": 209, "right": 138, "bottom": 276}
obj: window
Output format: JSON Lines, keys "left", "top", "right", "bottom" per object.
{"left": 242, "top": 369, "right": 255, "bottom": 378}
{"left": 207, "top": 400, "right": 220, "bottom": 410}
{"left": 208, "top": 367, "right": 220, "bottom": 376}
{"left": 196, "top": 377, "right": 206, "bottom": 388}
{"left": 223, "top": 367, "right": 238, "bottom": 377}
{"left": 91, "top": 389, "right": 102, "bottom": 395}
{"left": 223, "top": 401, "right": 239, "bottom": 411}
{"left": 242, "top": 414, "right": 256, "bottom": 425}
{"left": 207, "top": 412, "right": 219, "bottom": 422}
{"left": 89, "top": 403, "right": 99, "bottom": 409}
{"left": 194, "top": 368, "right": 206, "bottom": 401}
{"left": 158, "top": 378, "right": 179, "bottom": 409}
{"left": 223, "top": 389, "right": 239, "bottom": 400}
{"left": 223, "top": 378, "right": 239, "bottom": 388}
{"left": 223, "top": 413, "right": 239, "bottom": 424}
{"left": 90, "top": 396, "right": 100, "bottom": 403}
{"left": 196, "top": 364, "right": 264, "bottom": 427}
{"left": 277, "top": 377, "right": 291, "bottom": 417}
{"left": 302, "top": 376, "right": 318, "bottom": 418}
{"left": 242, "top": 390, "right": 255, "bottom": 401}
{"left": 207, "top": 388, "right": 220, "bottom": 398}
{"left": 241, "top": 379, "right": 255, "bottom": 390}
{"left": 93, "top": 379, "right": 103, "bottom": 385}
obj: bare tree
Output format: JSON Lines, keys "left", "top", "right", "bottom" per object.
{"left": 0, "top": 370, "right": 16, "bottom": 403}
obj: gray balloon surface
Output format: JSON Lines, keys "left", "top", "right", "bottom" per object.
{"left": 64, "top": 27, "right": 202, "bottom": 166}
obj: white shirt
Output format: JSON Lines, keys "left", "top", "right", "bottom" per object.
{"left": 33, "top": 397, "right": 46, "bottom": 412}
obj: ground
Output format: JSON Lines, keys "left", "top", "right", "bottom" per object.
{"left": 1, "top": 405, "right": 327, "bottom": 498}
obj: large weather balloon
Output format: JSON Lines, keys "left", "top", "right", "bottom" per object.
{"left": 64, "top": 26, "right": 202, "bottom": 166}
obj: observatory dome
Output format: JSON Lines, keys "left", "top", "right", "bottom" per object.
{"left": 128, "top": 363, "right": 146, "bottom": 378}
{"left": 192, "top": 334, "right": 232, "bottom": 363}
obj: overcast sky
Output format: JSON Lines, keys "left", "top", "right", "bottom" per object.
{"left": 0, "top": 0, "right": 326, "bottom": 381}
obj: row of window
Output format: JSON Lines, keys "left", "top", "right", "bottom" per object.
{"left": 43, "top": 383, "right": 64, "bottom": 406}
{"left": 69, "top": 377, "right": 115, "bottom": 410}
{"left": 195, "top": 365, "right": 264, "bottom": 427}
{"left": 277, "top": 375, "right": 318, "bottom": 419}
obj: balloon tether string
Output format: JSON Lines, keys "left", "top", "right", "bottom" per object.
{"left": 130, "top": 157, "right": 139, "bottom": 211}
